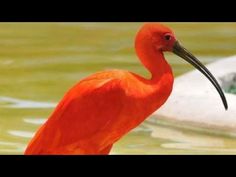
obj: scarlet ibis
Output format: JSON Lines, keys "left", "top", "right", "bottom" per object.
{"left": 24, "top": 23, "right": 228, "bottom": 155}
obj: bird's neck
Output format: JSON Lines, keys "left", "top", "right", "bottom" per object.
{"left": 135, "top": 41, "right": 172, "bottom": 82}
{"left": 135, "top": 52, "right": 173, "bottom": 121}
{"left": 135, "top": 39, "right": 174, "bottom": 112}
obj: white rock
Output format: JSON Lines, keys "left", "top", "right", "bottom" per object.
{"left": 154, "top": 55, "right": 236, "bottom": 134}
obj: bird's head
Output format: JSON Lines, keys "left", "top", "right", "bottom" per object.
{"left": 136, "top": 23, "right": 228, "bottom": 110}
{"left": 136, "top": 23, "right": 176, "bottom": 52}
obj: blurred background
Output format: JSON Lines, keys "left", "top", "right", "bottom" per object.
{"left": 0, "top": 23, "right": 236, "bottom": 154}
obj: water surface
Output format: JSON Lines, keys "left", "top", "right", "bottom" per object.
{"left": 0, "top": 23, "right": 236, "bottom": 154}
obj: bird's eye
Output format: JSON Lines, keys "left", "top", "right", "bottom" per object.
{"left": 164, "top": 35, "right": 171, "bottom": 41}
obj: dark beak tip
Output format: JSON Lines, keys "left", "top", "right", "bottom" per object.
{"left": 224, "top": 102, "right": 228, "bottom": 111}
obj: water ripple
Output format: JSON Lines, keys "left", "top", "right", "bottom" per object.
{"left": 0, "top": 96, "right": 56, "bottom": 109}
{"left": 23, "top": 118, "right": 47, "bottom": 125}
{"left": 8, "top": 130, "right": 35, "bottom": 138}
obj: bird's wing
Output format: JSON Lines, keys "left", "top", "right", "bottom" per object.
{"left": 25, "top": 76, "right": 126, "bottom": 154}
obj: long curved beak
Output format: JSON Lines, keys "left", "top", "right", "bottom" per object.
{"left": 173, "top": 41, "right": 228, "bottom": 110}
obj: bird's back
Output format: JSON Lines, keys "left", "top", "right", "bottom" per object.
{"left": 25, "top": 70, "right": 131, "bottom": 154}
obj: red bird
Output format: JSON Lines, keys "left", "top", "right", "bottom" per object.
{"left": 24, "top": 23, "right": 227, "bottom": 155}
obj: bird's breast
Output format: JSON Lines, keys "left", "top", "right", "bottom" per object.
{"left": 107, "top": 72, "right": 174, "bottom": 137}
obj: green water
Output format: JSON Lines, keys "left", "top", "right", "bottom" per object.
{"left": 0, "top": 23, "right": 236, "bottom": 154}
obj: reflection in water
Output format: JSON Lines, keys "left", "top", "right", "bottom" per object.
{"left": 8, "top": 130, "right": 35, "bottom": 138}
{"left": 112, "top": 119, "right": 236, "bottom": 154}
{"left": 23, "top": 118, "right": 47, "bottom": 125}
{"left": 0, "top": 141, "right": 25, "bottom": 153}
{"left": 0, "top": 96, "right": 56, "bottom": 109}
{"left": 148, "top": 122, "right": 225, "bottom": 152}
